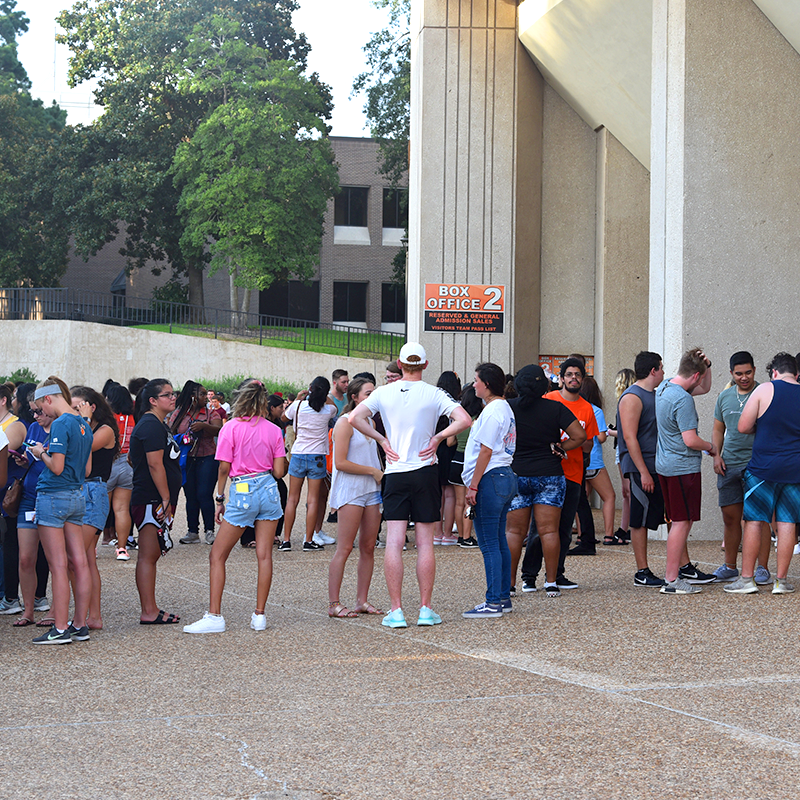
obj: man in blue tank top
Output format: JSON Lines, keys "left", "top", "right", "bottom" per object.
{"left": 725, "top": 352, "right": 800, "bottom": 595}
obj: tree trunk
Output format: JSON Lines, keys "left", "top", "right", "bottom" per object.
{"left": 187, "top": 263, "right": 204, "bottom": 322}
{"left": 229, "top": 268, "right": 239, "bottom": 328}
{"left": 239, "top": 287, "right": 252, "bottom": 324}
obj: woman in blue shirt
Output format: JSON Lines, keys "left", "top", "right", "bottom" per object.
{"left": 28, "top": 377, "right": 93, "bottom": 644}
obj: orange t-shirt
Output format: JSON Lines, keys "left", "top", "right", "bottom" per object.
{"left": 543, "top": 391, "right": 599, "bottom": 484}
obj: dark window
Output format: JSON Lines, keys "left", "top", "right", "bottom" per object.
{"left": 382, "top": 189, "right": 408, "bottom": 229}
{"left": 381, "top": 283, "right": 406, "bottom": 324}
{"left": 334, "top": 187, "right": 369, "bottom": 227}
{"left": 333, "top": 282, "right": 367, "bottom": 322}
{"left": 259, "top": 281, "right": 319, "bottom": 323}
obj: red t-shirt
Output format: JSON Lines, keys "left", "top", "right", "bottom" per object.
{"left": 543, "top": 391, "right": 599, "bottom": 484}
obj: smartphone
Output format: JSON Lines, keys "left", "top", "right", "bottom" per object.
{"left": 550, "top": 442, "right": 567, "bottom": 460}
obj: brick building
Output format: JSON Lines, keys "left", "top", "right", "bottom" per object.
{"left": 60, "top": 137, "right": 407, "bottom": 332}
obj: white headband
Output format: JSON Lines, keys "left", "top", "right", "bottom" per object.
{"left": 34, "top": 384, "right": 62, "bottom": 400}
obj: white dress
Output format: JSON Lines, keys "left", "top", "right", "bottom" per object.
{"left": 329, "top": 415, "right": 382, "bottom": 509}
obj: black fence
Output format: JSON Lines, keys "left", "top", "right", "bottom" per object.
{"left": 0, "top": 287, "right": 403, "bottom": 360}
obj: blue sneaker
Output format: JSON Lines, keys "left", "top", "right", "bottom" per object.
{"left": 417, "top": 606, "right": 442, "bottom": 626}
{"left": 32, "top": 626, "right": 72, "bottom": 645}
{"left": 713, "top": 564, "right": 739, "bottom": 582}
{"left": 462, "top": 602, "right": 502, "bottom": 619}
{"left": 381, "top": 608, "right": 407, "bottom": 628}
{"left": 501, "top": 599, "right": 513, "bottom": 613}
{"left": 754, "top": 565, "right": 772, "bottom": 585}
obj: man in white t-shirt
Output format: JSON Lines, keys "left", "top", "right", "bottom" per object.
{"left": 350, "top": 342, "right": 471, "bottom": 628}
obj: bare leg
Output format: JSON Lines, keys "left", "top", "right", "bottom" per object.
{"left": 414, "top": 521, "right": 436, "bottom": 608}
{"left": 775, "top": 521, "right": 795, "bottom": 580}
{"left": 665, "top": 520, "right": 693, "bottom": 582}
{"left": 253, "top": 519, "right": 277, "bottom": 612}
{"left": 136, "top": 524, "right": 163, "bottom": 621}
{"left": 588, "top": 469, "right": 616, "bottom": 540}
{"left": 617, "top": 464, "right": 631, "bottom": 531}
{"left": 533, "top": 504, "right": 562, "bottom": 584}
{"left": 329, "top": 504, "right": 361, "bottom": 603}
{"left": 355, "top": 504, "right": 381, "bottom": 607}
{"left": 65, "top": 522, "right": 91, "bottom": 627}
{"left": 441, "top": 485, "right": 456, "bottom": 539}
{"left": 304, "top": 478, "right": 323, "bottom": 544}
{"left": 631, "top": 527, "right": 649, "bottom": 570}
{"left": 17, "top": 528, "right": 39, "bottom": 624}
{"left": 758, "top": 521, "right": 771, "bottom": 569}
{"left": 315, "top": 479, "right": 330, "bottom": 534}
{"left": 81, "top": 524, "right": 103, "bottom": 629}
{"left": 505, "top": 507, "right": 531, "bottom": 587}
{"left": 384, "top": 520, "right": 408, "bottom": 610}
{"left": 112, "top": 487, "right": 132, "bottom": 547}
{"left": 37, "top": 526, "right": 70, "bottom": 630}
{"left": 721, "top": 503, "right": 743, "bottom": 569}
{"left": 282, "top": 475, "right": 305, "bottom": 543}
{"left": 208, "top": 520, "right": 243, "bottom": 615}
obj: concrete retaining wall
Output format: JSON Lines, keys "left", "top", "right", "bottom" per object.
{"left": 2, "top": 320, "right": 386, "bottom": 390}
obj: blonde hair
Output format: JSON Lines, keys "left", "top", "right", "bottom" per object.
{"left": 37, "top": 376, "right": 72, "bottom": 405}
{"left": 231, "top": 379, "right": 270, "bottom": 419}
{"left": 614, "top": 369, "right": 635, "bottom": 400}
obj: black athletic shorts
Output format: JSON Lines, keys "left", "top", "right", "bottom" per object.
{"left": 382, "top": 465, "right": 442, "bottom": 523}
{"left": 627, "top": 472, "right": 666, "bottom": 531}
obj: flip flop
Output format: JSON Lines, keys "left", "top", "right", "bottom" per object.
{"left": 13, "top": 617, "right": 34, "bottom": 627}
{"left": 140, "top": 609, "right": 180, "bottom": 625}
{"left": 36, "top": 616, "right": 55, "bottom": 628}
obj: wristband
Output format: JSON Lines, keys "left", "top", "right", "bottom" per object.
{"left": 469, "top": 486, "right": 479, "bottom": 491}
{"left": 214, "top": 495, "right": 225, "bottom": 503}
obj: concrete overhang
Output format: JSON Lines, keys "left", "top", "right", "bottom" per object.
{"left": 518, "top": 0, "right": 800, "bottom": 172}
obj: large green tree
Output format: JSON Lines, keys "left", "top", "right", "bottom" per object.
{"left": 0, "top": 1, "right": 68, "bottom": 286}
{"left": 56, "top": 0, "right": 332, "bottom": 308}
{"left": 352, "top": 0, "right": 410, "bottom": 187}
{"left": 171, "top": 18, "right": 338, "bottom": 322}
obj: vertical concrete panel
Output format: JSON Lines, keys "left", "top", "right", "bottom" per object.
{"left": 539, "top": 84, "right": 596, "bottom": 356}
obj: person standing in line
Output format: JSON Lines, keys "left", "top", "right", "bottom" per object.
{"left": 606, "top": 368, "right": 636, "bottom": 543}
{"left": 349, "top": 342, "right": 471, "bottom": 628}
{"left": 521, "top": 358, "right": 597, "bottom": 590}
{"left": 28, "top": 378, "right": 93, "bottom": 644}
{"left": 616, "top": 352, "right": 667, "bottom": 587}
{"left": 328, "top": 369, "right": 349, "bottom": 417}
{"left": 655, "top": 348, "right": 718, "bottom": 595}
{"left": 711, "top": 352, "right": 772, "bottom": 584}
{"left": 129, "top": 379, "right": 183, "bottom": 625}
{"left": 461, "top": 363, "right": 517, "bottom": 618}
{"left": 725, "top": 352, "right": 800, "bottom": 595}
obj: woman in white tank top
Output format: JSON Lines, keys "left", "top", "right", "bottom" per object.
{"left": 327, "top": 378, "right": 384, "bottom": 618}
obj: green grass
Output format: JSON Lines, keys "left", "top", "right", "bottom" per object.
{"left": 137, "top": 322, "right": 400, "bottom": 360}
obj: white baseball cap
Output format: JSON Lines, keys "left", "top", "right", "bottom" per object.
{"left": 398, "top": 342, "right": 427, "bottom": 365}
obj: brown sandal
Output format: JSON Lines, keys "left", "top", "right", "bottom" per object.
{"left": 328, "top": 602, "right": 358, "bottom": 618}
{"left": 353, "top": 602, "right": 384, "bottom": 615}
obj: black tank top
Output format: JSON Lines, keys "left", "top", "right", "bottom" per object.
{"left": 89, "top": 425, "right": 116, "bottom": 481}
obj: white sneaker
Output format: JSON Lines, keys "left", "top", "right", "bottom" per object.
{"left": 250, "top": 612, "right": 267, "bottom": 631}
{"left": 204, "top": 530, "right": 216, "bottom": 545}
{"left": 183, "top": 612, "right": 226, "bottom": 634}
{"left": 313, "top": 531, "right": 336, "bottom": 545}
{"left": 794, "top": 543, "right": 800, "bottom": 556}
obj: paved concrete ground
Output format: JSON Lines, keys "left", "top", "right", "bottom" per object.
{"left": 2, "top": 508, "right": 799, "bottom": 800}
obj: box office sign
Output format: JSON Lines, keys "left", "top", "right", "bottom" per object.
{"left": 423, "top": 284, "right": 505, "bottom": 333}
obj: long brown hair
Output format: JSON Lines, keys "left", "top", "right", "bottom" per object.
{"left": 71, "top": 385, "right": 121, "bottom": 458}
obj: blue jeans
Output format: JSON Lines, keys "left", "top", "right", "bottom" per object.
{"left": 184, "top": 455, "right": 218, "bottom": 534}
{"left": 473, "top": 467, "right": 518, "bottom": 604}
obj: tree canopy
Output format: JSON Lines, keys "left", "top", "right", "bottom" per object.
{"left": 55, "top": 0, "right": 334, "bottom": 309}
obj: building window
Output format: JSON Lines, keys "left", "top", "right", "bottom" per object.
{"left": 259, "top": 280, "right": 320, "bottom": 323}
{"left": 335, "top": 187, "right": 369, "bottom": 227}
{"left": 381, "top": 283, "right": 406, "bottom": 324}
{"left": 382, "top": 189, "right": 408, "bottom": 230}
{"left": 333, "top": 281, "right": 367, "bottom": 322}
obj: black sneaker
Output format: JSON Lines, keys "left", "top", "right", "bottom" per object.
{"left": 556, "top": 575, "right": 579, "bottom": 589}
{"left": 33, "top": 626, "right": 72, "bottom": 645}
{"left": 509, "top": 585, "right": 517, "bottom": 597}
{"left": 634, "top": 568, "right": 666, "bottom": 587}
{"left": 67, "top": 623, "right": 90, "bottom": 641}
{"left": 567, "top": 544, "right": 596, "bottom": 556}
{"left": 127, "top": 536, "right": 138, "bottom": 550}
{"left": 278, "top": 541, "right": 291, "bottom": 552}
{"left": 521, "top": 580, "right": 537, "bottom": 593}
{"left": 303, "top": 540, "right": 324, "bottom": 551}
{"left": 679, "top": 563, "right": 716, "bottom": 584}
{"left": 458, "top": 537, "right": 479, "bottom": 548}
{"left": 327, "top": 510, "right": 338, "bottom": 523}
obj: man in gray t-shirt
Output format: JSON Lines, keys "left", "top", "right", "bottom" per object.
{"left": 654, "top": 348, "right": 717, "bottom": 594}
{"left": 711, "top": 351, "right": 771, "bottom": 583}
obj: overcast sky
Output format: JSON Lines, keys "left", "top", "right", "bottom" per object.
{"left": 15, "top": 0, "right": 388, "bottom": 134}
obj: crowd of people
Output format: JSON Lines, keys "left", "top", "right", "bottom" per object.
{"left": 1, "top": 342, "right": 799, "bottom": 641}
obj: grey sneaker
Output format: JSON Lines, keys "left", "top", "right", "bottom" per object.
{"left": 712, "top": 564, "right": 739, "bottom": 582}
{"left": 772, "top": 578, "right": 796, "bottom": 594}
{"left": 0, "top": 598, "right": 22, "bottom": 615}
{"left": 204, "top": 530, "right": 216, "bottom": 545}
{"left": 754, "top": 565, "right": 772, "bottom": 585}
{"left": 660, "top": 578, "right": 701, "bottom": 595}
{"left": 33, "top": 597, "right": 51, "bottom": 612}
{"left": 179, "top": 532, "right": 201, "bottom": 544}
{"left": 723, "top": 576, "right": 758, "bottom": 594}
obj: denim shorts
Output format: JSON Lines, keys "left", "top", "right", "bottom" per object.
{"left": 17, "top": 493, "right": 37, "bottom": 530}
{"left": 509, "top": 475, "right": 566, "bottom": 511}
{"left": 288, "top": 452, "right": 327, "bottom": 481}
{"left": 223, "top": 473, "right": 283, "bottom": 527}
{"left": 35, "top": 489, "right": 86, "bottom": 528}
{"left": 83, "top": 479, "right": 110, "bottom": 531}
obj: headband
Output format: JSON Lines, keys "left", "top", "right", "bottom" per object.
{"left": 34, "top": 384, "right": 62, "bottom": 400}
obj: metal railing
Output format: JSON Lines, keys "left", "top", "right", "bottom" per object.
{"left": 0, "top": 287, "right": 403, "bottom": 360}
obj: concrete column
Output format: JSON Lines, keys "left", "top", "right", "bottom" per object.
{"left": 409, "top": 0, "right": 543, "bottom": 377}
{"left": 650, "top": 0, "right": 800, "bottom": 534}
